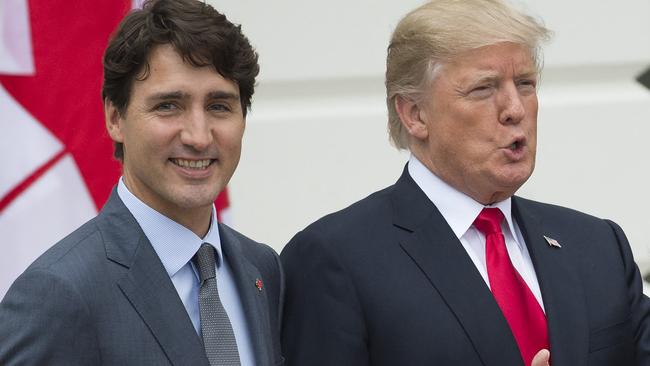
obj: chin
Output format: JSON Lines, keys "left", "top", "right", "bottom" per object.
{"left": 492, "top": 170, "right": 532, "bottom": 195}
{"left": 171, "top": 188, "right": 220, "bottom": 209}
{"left": 499, "top": 178, "right": 530, "bottom": 197}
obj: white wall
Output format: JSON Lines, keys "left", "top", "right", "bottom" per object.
{"left": 210, "top": 1, "right": 650, "bottom": 269}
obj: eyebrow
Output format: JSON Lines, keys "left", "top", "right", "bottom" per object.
{"left": 471, "top": 74, "right": 499, "bottom": 84}
{"left": 145, "top": 91, "right": 187, "bottom": 104}
{"left": 206, "top": 90, "right": 240, "bottom": 101}
{"left": 465, "top": 70, "right": 538, "bottom": 86}
{"left": 145, "top": 90, "right": 241, "bottom": 104}
{"left": 515, "top": 70, "right": 538, "bottom": 79}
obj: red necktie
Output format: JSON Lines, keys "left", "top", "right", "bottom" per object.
{"left": 474, "top": 208, "right": 549, "bottom": 366}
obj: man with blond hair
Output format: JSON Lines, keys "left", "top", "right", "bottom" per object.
{"left": 281, "top": 1, "right": 650, "bottom": 365}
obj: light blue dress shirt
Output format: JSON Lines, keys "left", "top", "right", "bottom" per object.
{"left": 117, "top": 179, "right": 255, "bottom": 366}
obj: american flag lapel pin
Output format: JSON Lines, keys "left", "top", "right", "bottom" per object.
{"left": 255, "top": 278, "right": 263, "bottom": 292}
{"left": 543, "top": 235, "right": 562, "bottom": 248}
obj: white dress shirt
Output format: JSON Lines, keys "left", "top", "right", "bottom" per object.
{"left": 408, "top": 156, "right": 545, "bottom": 311}
{"left": 118, "top": 179, "right": 256, "bottom": 365}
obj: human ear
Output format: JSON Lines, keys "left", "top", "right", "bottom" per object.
{"left": 395, "top": 95, "right": 429, "bottom": 140}
{"left": 104, "top": 99, "right": 124, "bottom": 143}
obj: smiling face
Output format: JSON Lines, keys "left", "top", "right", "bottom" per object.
{"left": 105, "top": 44, "right": 244, "bottom": 235}
{"left": 402, "top": 42, "right": 539, "bottom": 204}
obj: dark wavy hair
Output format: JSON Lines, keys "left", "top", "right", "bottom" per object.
{"left": 102, "top": 0, "right": 259, "bottom": 160}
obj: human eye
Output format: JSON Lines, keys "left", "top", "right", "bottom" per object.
{"left": 208, "top": 102, "right": 232, "bottom": 113}
{"left": 467, "top": 84, "right": 494, "bottom": 99}
{"left": 517, "top": 78, "right": 537, "bottom": 94}
{"left": 153, "top": 102, "right": 178, "bottom": 113}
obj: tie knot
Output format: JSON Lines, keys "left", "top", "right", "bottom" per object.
{"left": 473, "top": 207, "right": 505, "bottom": 235}
{"left": 193, "top": 243, "right": 216, "bottom": 282}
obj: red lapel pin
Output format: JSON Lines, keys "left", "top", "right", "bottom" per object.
{"left": 255, "top": 278, "right": 263, "bottom": 292}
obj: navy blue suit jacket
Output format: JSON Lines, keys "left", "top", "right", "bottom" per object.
{"left": 281, "top": 168, "right": 650, "bottom": 366}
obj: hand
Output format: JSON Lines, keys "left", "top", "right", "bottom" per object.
{"left": 531, "top": 349, "right": 550, "bottom": 366}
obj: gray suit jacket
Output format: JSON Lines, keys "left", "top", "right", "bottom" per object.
{"left": 0, "top": 189, "right": 284, "bottom": 366}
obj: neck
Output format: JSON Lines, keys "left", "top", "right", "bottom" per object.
{"left": 168, "top": 206, "right": 213, "bottom": 238}
{"left": 410, "top": 149, "right": 513, "bottom": 206}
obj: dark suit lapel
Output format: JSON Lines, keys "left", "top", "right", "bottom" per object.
{"left": 99, "top": 190, "right": 209, "bottom": 366}
{"left": 393, "top": 169, "right": 524, "bottom": 366}
{"left": 220, "top": 225, "right": 273, "bottom": 366}
{"left": 513, "top": 197, "right": 589, "bottom": 366}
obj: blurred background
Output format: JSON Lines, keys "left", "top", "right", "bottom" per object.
{"left": 219, "top": 0, "right": 650, "bottom": 260}
{"left": 1, "top": 0, "right": 649, "bottom": 297}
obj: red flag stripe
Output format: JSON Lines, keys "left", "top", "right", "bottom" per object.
{"left": 0, "top": 149, "right": 66, "bottom": 214}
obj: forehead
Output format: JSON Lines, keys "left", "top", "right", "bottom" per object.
{"left": 133, "top": 44, "right": 239, "bottom": 97}
{"left": 438, "top": 43, "right": 537, "bottom": 83}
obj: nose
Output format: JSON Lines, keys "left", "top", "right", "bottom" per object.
{"left": 180, "top": 109, "right": 213, "bottom": 151}
{"left": 498, "top": 84, "right": 526, "bottom": 125}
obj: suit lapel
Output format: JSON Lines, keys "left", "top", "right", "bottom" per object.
{"left": 99, "top": 190, "right": 209, "bottom": 366}
{"left": 220, "top": 225, "right": 273, "bottom": 366}
{"left": 513, "top": 197, "right": 589, "bottom": 366}
{"left": 393, "top": 169, "right": 524, "bottom": 366}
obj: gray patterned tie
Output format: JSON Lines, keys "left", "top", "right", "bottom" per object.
{"left": 193, "top": 243, "right": 241, "bottom": 366}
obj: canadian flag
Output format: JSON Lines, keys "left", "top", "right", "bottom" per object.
{"left": 0, "top": 0, "right": 231, "bottom": 298}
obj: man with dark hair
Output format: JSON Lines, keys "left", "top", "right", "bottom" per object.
{"left": 0, "top": 1, "right": 283, "bottom": 365}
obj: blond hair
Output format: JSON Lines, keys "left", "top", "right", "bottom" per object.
{"left": 386, "top": 0, "right": 551, "bottom": 149}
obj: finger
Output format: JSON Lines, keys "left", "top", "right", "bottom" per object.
{"left": 531, "top": 349, "right": 551, "bottom": 366}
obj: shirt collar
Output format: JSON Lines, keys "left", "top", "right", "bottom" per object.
{"left": 407, "top": 155, "right": 521, "bottom": 249}
{"left": 117, "top": 178, "right": 224, "bottom": 277}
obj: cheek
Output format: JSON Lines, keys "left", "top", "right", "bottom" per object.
{"left": 528, "top": 94, "right": 539, "bottom": 111}
{"left": 525, "top": 96, "right": 539, "bottom": 124}
{"left": 216, "top": 123, "right": 245, "bottom": 149}
{"left": 526, "top": 118, "right": 538, "bottom": 148}
{"left": 146, "top": 119, "right": 181, "bottom": 141}
{"left": 126, "top": 128, "right": 173, "bottom": 164}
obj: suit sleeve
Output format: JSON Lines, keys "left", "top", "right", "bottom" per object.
{"left": 266, "top": 245, "right": 286, "bottom": 365}
{"left": 0, "top": 268, "right": 100, "bottom": 365}
{"left": 280, "top": 228, "right": 369, "bottom": 366}
{"left": 605, "top": 220, "right": 650, "bottom": 365}
{"left": 273, "top": 247, "right": 285, "bottom": 334}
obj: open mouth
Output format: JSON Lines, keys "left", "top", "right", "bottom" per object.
{"left": 170, "top": 158, "right": 214, "bottom": 170}
{"left": 507, "top": 138, "right": 526, "bottom": 152}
